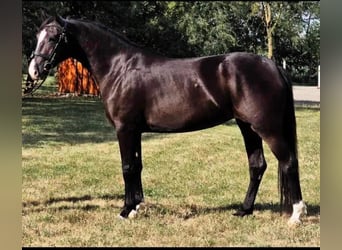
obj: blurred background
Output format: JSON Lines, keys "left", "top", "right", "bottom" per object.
{"left": 22, "top": 1, "right": 320, "bottom": 86}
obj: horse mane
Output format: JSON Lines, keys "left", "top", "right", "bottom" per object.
{"left": 69, "top": 17, "right": 145, "bottom": 50}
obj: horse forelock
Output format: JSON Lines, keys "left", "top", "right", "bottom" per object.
{"left": 38, "top": 17, "right": 56, "bottom": 31}
{"left": 37, "top": 17, "right": 65, "bottom": 37}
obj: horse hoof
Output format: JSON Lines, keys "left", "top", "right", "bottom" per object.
{"left": 117, "top": 211, "right": 137, "bottom": 220}
{"left": 128, "top": 209, "right": 138, "bottom": 219}
{"left": 288, "top": 217, "right": 302, "bottom": 227}
{"left": 118, "top": 203, "right": 142, "bottom": 219}
{"left": 127, "top": 203, "right": 143, "bottom": 218}
{"left": 287, "top": 200, "right": 307, "bottom": 226}
{"left": 233, "top": 210, "right": 252, "bottom": 217}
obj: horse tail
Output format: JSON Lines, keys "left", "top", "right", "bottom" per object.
{"left": 277, "top": 66, "right": 298, "bottom": 213}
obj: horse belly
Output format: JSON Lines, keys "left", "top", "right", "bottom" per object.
{"left": 145, "top": 99, "right": 232, "bottom": 132}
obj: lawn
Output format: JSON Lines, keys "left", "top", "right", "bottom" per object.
{"left": 22, "top": 78, "right": 320, "bottom": 247}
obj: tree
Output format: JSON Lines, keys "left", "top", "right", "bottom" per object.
{"left": 261, "top": 2, "right": 274, "bottom": 59}
{"left": 22, "top": 1, "right": 320, "bottom": 84}
{"left": 249, "top": 2, "right": 285, "bottom": 60}
{"left": 168, "top": 2, "right": 237, "bottom": 56}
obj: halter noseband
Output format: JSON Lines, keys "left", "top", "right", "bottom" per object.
{"left": 23, "top": 23, "right": 67, "bottom": 95}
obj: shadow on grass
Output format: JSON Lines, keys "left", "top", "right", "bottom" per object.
{"left": 22, "top": 193, "right": 125, "bottom": 215}
{"left": 140, "top": 202, "right": 320, "bottom": 220}
{"left": 294, "top": 101, "right": 320, "bottom": 110}
{"left": 22, "top": 192, "right": 319, "bottom": 220}
{"left": 22, "top": 96, "right": 115, "bottom": 146}
{"left": 22, "top": 193, "right": 125, "bottom": 207}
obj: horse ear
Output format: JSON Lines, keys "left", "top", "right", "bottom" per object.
{"left": 55, "top": 15, "right": 66, "bottom": 27}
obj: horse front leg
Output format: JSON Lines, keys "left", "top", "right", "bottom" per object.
{"left": 116, "top": 127, "right": 144, "bottom": 219}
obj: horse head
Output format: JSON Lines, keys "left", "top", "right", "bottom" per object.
{"left": 28, "top": 16, "right": 68, "bottom": 81}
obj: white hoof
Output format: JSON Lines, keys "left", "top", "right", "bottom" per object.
{"left": 117, "top": 204, "right": 142, "bottom": 220}
{"left": 288, "top": 217, "right": 302, "bottom": 226}
{"left": 287, "top": 200, "right": 307, "bottom": 226}
{"left": 128, "top": 209, "right": 138, "bottom": 219}
{"left": 117, "top": 214, "right": 126, "bottom": 220}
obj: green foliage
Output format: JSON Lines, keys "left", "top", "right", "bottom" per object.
{"left": 22, "top": 1, "right": 320, "bottom": 83}
{"left": 169, "top": 2, "right": 235, "bottom": 56}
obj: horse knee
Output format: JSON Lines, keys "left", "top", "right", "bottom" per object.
{"left": 122, "top": 164, "right": 139, "bottom": 176}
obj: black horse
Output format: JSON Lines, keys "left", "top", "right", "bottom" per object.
{"left": 27, "top": 16, "right": 307, "bottom": 224}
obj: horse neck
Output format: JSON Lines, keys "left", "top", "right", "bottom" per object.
{"left": 67, "top": 20, "right": 142, "bottom": 85}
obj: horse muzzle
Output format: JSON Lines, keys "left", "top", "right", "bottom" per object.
{"left": 28, "top": 60, "right": 50, "bottom": 81}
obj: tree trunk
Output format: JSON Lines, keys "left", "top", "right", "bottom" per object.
{"left": 262, "top": 2, "right": 273, "bottom": 59}
{"left": 266, "top": 27, "right": 273, "bottom": 59}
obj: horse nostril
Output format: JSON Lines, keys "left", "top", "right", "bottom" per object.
{"left": 28, "top": 61, "right": 38, "bottom": 80}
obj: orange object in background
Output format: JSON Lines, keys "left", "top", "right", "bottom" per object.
{"left": 57, "top": 58, "right": 99, "bottom": 96}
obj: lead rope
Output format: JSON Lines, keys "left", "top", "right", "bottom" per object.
{"left": 22, "top": 73, "right": 48, "bottom": 96}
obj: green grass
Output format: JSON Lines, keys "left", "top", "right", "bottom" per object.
{"left": 22, "top": 82, "right": 320, "bottom": 247}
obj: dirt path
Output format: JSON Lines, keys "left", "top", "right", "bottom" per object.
{"left": 293, "top": 86, "right": 320, "bottom": 106}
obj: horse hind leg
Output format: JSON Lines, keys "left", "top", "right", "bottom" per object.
{"left": 262, "top": 133, "right": 307, "bottom": 225}
{"left": 233, "top": 119, "right": 267, "bottom": 217}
